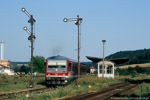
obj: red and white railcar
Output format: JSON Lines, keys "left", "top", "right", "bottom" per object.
{"left": 45, "top": 55, "right": 86, "bottom": 85}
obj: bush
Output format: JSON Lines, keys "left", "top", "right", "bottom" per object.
{"left": 131, "top": 69, "right": 138, "bottom": 78}
{"left": 1, "top": 74, "right": 7, "bottom": 79}
{"left": 116, "top": 68, "right": 129, "bottom": 75}
{"left": 116, "top": 66, "right": 150, "bottom": 76}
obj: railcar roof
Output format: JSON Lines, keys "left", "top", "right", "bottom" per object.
{"left": 47, "top": 55, "right": 86, "bottom": 65}
{"left": 47, "top": 55, "right": 68, "bottom": 60}
{"left": 47, "top": 55, "right": 77, "bottom": 62}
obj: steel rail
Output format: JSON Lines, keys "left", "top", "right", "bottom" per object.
{"left": 0, "top": 87, "right": 53, "bottom": 98}
{"left": 62, "top": 83, "right": 137, "bottom": 100}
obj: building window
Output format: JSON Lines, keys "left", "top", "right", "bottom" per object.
{"left": 107, "top": 65, "right": 113, "bottom": 74}
{"left": 99, "top": 65, "right": 105, "bottom": 74}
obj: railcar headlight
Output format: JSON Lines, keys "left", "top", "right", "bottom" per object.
{"left": 48, "top": 74, "right": 50, "bottom": 76}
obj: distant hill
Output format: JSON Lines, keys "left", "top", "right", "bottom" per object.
{"left": 11, "top": 62, "right": 30, "bottom": 67}
{"left": 106, "top": 48, "right": 150, "bottom": 65}
{"left": 12, "top": 62, "right": 30, "bottom": 65}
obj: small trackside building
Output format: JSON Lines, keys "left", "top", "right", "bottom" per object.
{"left": 97, "top": 60, "right": 115, "bottom": 78}
{"left": 90, "top": 66, "right": 96, "bottom": 74}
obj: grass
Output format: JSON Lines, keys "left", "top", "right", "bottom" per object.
{"left": 0, "top": 74, "right": 45, "bottom": 93}
{"left": 131, "top": 74, "right": 150, "bottom": 80}
{"left": 116, "top": 83, "right": 150, "bottom": 100}
{"left": 134, "top": 83, "right": 150, "bottom": 96}
{"left": 1, "top": 74, "right": 150, "bottom": 100}
{"left": 4, "top": 75, "right": 119, "bottom": 100}
{"left": 115, "top": 74, "right": 150, "bottom": 81}
{"left": 0, "top": 82, "right": 29, "bottom": 92}
{"left": 113, "top": 75, "right": 150, "bottom": 99}
{"left": 116, "top": 63, "right": 150, "bottom": 69}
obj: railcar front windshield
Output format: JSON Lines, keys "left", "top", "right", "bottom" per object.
{"left": 47, "top": 60, "right": 67, "bottom": 72}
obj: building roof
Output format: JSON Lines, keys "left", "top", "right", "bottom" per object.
{"left": 0, "top": 64, "right": 7, "bottom": 68}
{"left": 90, "top": 66, "right": 96, "bottom": 69}
{"left": 86, "top": 56, "right": 129, "bottom": 64}
{"left": 0, "top": 59, "right": 10, "bottom": 68}
{"left": 98, "top": 60, "right": 114, "bottom": 65}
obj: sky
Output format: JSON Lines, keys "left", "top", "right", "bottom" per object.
{"left": 0, "top": 0, "right": 150, "bottom": 62}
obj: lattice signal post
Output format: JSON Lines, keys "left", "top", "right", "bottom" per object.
{"left": 63, "top": 15, "right": 83, "bottom": 84}
{"left": 21, "top": 8, "right": 36, "bottom": 88}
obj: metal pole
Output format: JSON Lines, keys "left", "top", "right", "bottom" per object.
{"left": 22, "top": 8, "right": 36, "bottom": 88}
{"left": 30, "top": 16, "right": 34, "bottom": 88}
{"left": 77, "top": 15, "right": 80, "bottom": 84}
{"left": 102, "top": 40, "right": 106, "bottom": 77}
{"left": 63, "top": 15, "right": 82, "bottom": 84}
{"left": 28, "top": 15, "right": 36, "bottom": 88}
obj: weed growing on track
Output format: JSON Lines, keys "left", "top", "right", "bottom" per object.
{"left": 4, "top": 75, "right": 119, "bottom": 100}
{"left": 134, "top": 83, "right": 150, "bottom": 96}
{"left": 115, "top": 82, "right": 150, "bottom": 99}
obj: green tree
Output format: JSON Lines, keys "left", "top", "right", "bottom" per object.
{"left": 127, "top": 67, "right": 135, "bottom": 74}
{"left": 13, "top": 66, "right": 20, "bottom": 73}
{"left": 20, "top": 65, "right": 30, "bottom": 74}
{"left": 135, "top": 66, "right": 143, "bottom": 73}
{"left": 106, "top": 48, "right": 150, "bottom": 65}
{"left": 131, "top": 69, "right": 138, "bottom": 77}
{"left": 33, "top": 56, "right": 45, "bottom": 73}
{"left": 116, "top": 68, "right": 129, "bottom": 75}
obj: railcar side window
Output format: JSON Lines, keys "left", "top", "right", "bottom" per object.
{"left": 48, "top": 65, "right": 58, "bottom": 68}
{"left": 69, "top": 63, "right": 72, "bottom": 71}
{"left": 48, "top": 65, "right": 66, "bottom": 68}
{"left": 60, "top": 66, "right": 65, "bottom": 68}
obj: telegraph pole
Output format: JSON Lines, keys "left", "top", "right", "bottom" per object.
{"left": 102, "top": 40, "right": 106, "bottom": 77}
{"left": 22, "top": 8, "right": 36, "bottom": 88}
{"left": 77, "top": 15, "right": 80, "bottom": 84}
{"left": 63, "top": 15, "right": 83, "bottom": 84}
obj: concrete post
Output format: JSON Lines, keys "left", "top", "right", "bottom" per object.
{"left": 1, "top": 40, "right": 4, "bottom": 60}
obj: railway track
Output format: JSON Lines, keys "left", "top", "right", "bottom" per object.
{"left": 0, "top": 87, "right": 53, "bottom": 98}
{"left": 0, "top": 81, "right": 28, "bottom": 86}
{"left": 0, "top": 83, "right": 137, "bottom": 100}
{"left": 62, "top": 83, "right": 137, "bottom": 100}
